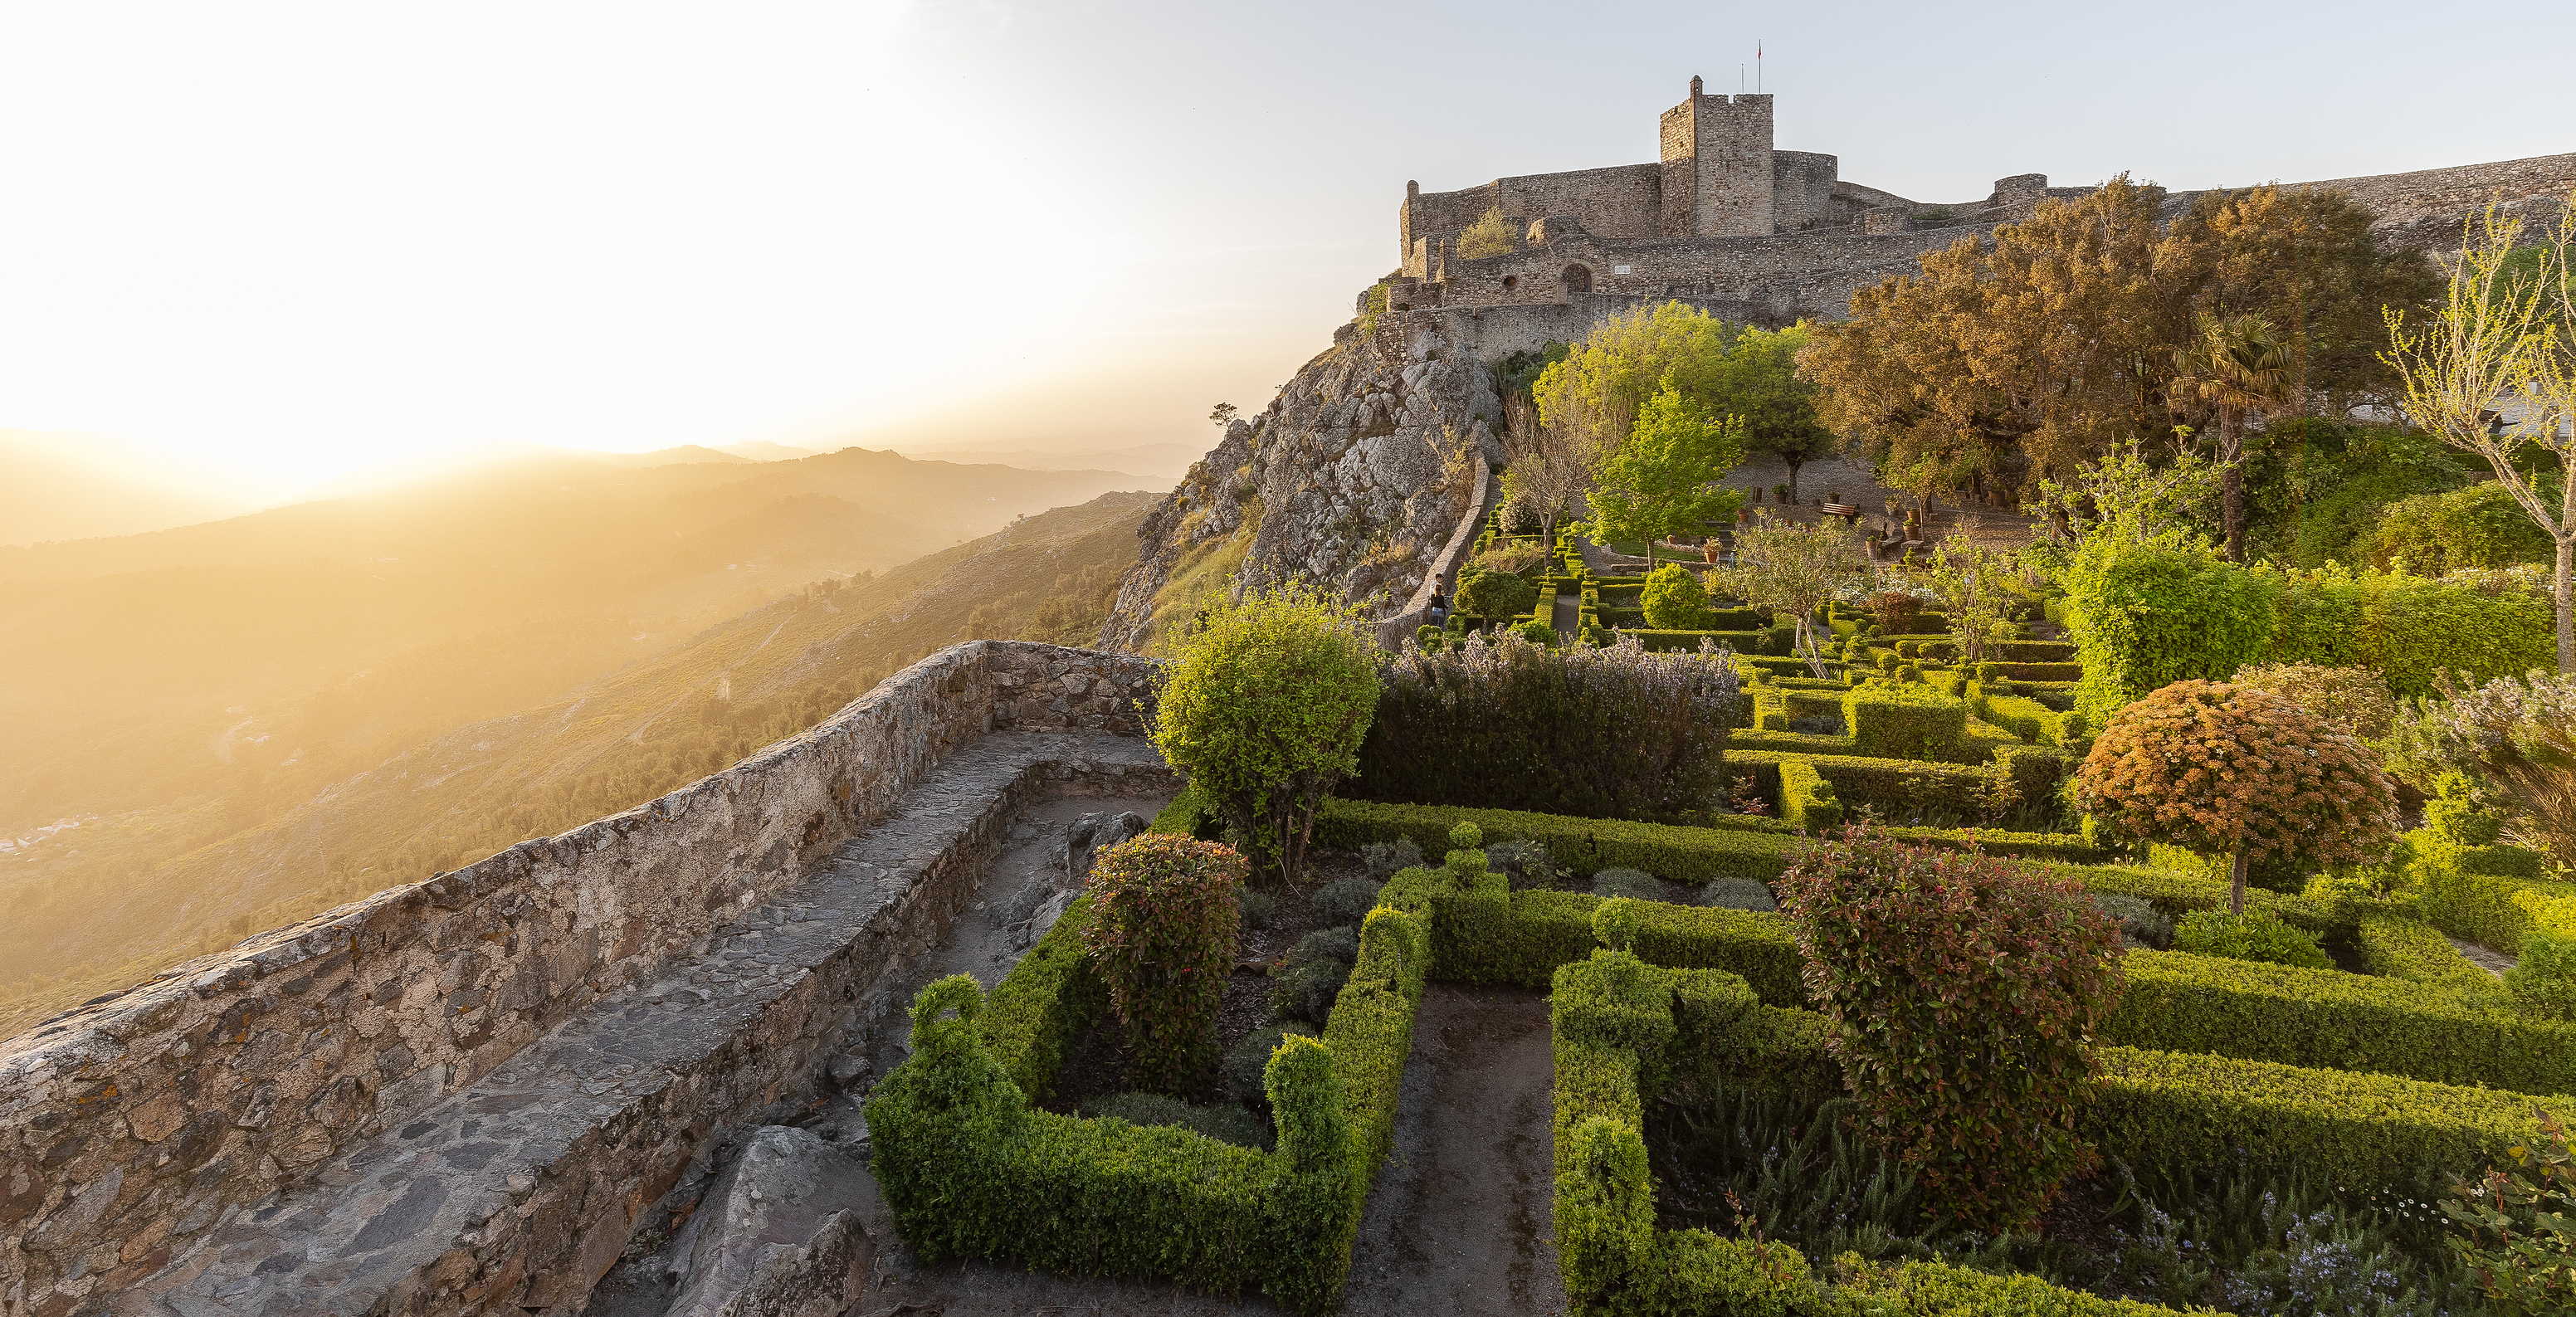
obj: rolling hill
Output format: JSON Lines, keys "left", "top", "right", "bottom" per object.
{"left": 0, "top": 490, "right": 1154, "bottom": 1037}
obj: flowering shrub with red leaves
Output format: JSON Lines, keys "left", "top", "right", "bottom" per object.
{"left": 2076, "top": 679, "right": 2398, "bottom": 910}
{"left": 1079, "top": 833, "right": 1247, "bottom": 1095}
{"left": 1775, "top": 824, "right": 2125, "bottom": 1232}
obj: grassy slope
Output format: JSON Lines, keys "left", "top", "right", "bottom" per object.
{"left": 0, "top": 491, "right": 1152, "bottom": 1038}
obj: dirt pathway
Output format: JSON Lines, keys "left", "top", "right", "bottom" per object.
{"left": 1342, "top": 984, "right": 1566, "bottom": 1317}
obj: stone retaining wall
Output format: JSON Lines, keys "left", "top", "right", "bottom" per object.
{"left": 0, "top": 641, "right": 1162, "bottom": 1316}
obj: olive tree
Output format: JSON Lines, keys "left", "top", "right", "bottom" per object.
{"left": 1920, "top": 534, "right": 2019, "bottom": 664}
{"left": 1715, "top": 512, "right": 1870, "bottom": 677}
{"left": 2076, "top": 680, "right": 2398, "bottom": 913}
{"left": 1149, "top": 583, "right": 1380, "bottom": 885}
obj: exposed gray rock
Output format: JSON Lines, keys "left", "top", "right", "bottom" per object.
{"left": 1064, "top": 809, "right": 1150, "bottom": 884}
{"left": 664, "top": 1125, "right": 875, "bottom": 1317}
{"left": 1099, "top": 318, "right": 1497, "bottom": 651}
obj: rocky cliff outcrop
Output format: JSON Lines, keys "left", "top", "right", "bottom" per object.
{"left": 1099, "top": 317, "right": 1504, "bottom": 651}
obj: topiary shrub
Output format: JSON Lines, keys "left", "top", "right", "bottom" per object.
{"left": 1865, "top": 589, "right": 1924, "bottom": 636}
{"left": 2171, "top": 907, "right": 2333, "bottom": 969}
{"left": 1149, "top": 583, "right": 1380, "bottom": 885}
{"left": 1456, "top": 564, "right": 1539, "bottom": 622}
{"left": 1080, "top": 834, "right": 1247, "bottom": 1094}
{"left": 1842, "top": 682, "right": 1967, "bottom": 761}
{"left": 1775, "top": 823, "right": 2123, "bottom": 1232}
{"left": 1639, "top": 563, "right": 1717, "bottom": 629}
{"left": 2077, "top": 680, "right": 2399, "bottom": 914}
{"left": 1591, "top": 867, "right": 1662, "bottom": 900}
{"left": 1310, "top": 878, "right": 1385, "bottom": 926}
{"left": 1699, "top": 876, "right": 1778, "bottom": 911}
{"left": 1515, "top": 618, "right": 1557, "bottom": 646}
{"left": 1221, "top": 1022, "right": 1315, "bottom": 1104}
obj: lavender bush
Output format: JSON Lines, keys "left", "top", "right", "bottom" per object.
{"left": 2388, "top": 670, "right": 2576, "bottom": 868}
{"left": 1348, "top": 632, "right": 1739, "bottom": 822}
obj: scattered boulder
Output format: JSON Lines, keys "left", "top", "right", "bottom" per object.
{"left": 663, "top": 1125, "right": 874, "bottom": 1317}
{"left": 1063, "top": 811, "right": 1149, "bottom": 884}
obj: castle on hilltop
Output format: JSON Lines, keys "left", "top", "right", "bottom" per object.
{"left": 1364, "top": 76, "right": 2576, "bottom": 353}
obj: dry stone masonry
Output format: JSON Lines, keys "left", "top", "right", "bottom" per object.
{"left": 0, "top": 641, "right": 1169, "bottom": 1317}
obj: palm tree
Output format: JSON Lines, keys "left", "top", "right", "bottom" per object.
{"left": 2170, "top": 313, "right": 2294, "bottom": 562}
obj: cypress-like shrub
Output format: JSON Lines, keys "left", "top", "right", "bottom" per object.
{"left": 1775, "top": 824, "right": 2124, "bottom": 1232}
{"left": 1080, "top": 834, "right": 1247, "bottom": 1093}
{"left": 1639, "top": 563, "right": 1717, "bottom": 628}
{"left": 1350, "top": 632, "right": 1738, "bottom": 822}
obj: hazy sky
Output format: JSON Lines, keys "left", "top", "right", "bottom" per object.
{"left": 3, "top": 0, "right": 2569, "bottom": 495}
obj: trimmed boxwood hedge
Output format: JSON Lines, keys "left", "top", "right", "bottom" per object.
{"left": 1315, "top": 798, "right": 2108, "bottom": 882}
{"left": 2106, "top": 947, "right": 2576, "bottom": 1093}
{"left": 1777, "top": 758, "right": 1842, "bottom": 832}
{"left": 2354, "top": 912, "right": 2503, "bottom": 995}
{"left": 1553, "top": 955, "right": 2212, "bottom": 1315}
{"left": 866, "top": 876, "right": 1430, "bottom": 1314}
{"left": 2070, "top": 862, "right": 2339, "bottom": 934}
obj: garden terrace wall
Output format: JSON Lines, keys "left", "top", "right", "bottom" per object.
{"left": 0, "top": 640, "right": 1164, "bottom": 1316}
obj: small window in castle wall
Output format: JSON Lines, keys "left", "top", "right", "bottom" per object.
{"left": 1613, "top": 265, "right": 1633, "bottom": 275}
{"left": 1502, "top": 276, "right": 1517, "bottom": 290}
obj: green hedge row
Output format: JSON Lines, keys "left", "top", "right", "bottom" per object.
{"left": 2106, "top": 948, "right": 2576, "bottom": 1093}
{"left": 1551, "top": 953, "right": 2206, "bottom": 1315}
{"left": 976, "top": 893, "right": 1112, "bottom": 1101}
{"left": 864, "top": 880, "right": 1431, "bottom": 1313}
{"left": 2354, "top": 912, "right": 2503, "bottom": 996}
{"left": 1778, "top": 758, "right": 1842, "bottom": 832}
{"left": 2413, "top": 832, "right": 2566, "bottom": 954}
{"left": 2067, "top": 862, "right": 2339, "bottom": 934}
{"left": 1315, "top": 798, "right": 2108, "bottom": 881}
{"left": 1377, "top": 862, "right": 1811, "bottom": 1005}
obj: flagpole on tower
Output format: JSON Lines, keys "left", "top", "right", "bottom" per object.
{"left": 1758, "top": 41, "right": 1763, "bottom": 91}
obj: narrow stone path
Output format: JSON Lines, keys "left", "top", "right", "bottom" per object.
{"left": 2449, "top": 934, "right": 2519, "bottom": 978}
{"left": 1551, "top": 592, "right": 1579, "bottom": 637}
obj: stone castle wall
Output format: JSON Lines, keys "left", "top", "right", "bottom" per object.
{"left": 0, "top": 641, "right": 1162, "bottom": 1314}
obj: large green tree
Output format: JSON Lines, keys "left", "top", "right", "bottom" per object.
{"left": 1586, "top": 384, "right": 1746, "bottom": 563}
{"left": 1804, "top": 178, "right": 2436, "bottom": 507}
{"left": 1711, "top": 323, "right": 1837, "bottom": 503}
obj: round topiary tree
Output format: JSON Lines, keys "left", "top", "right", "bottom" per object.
{"left": 1639, "top": 562, "right": 1716, "bottom": 629}
{"left": 1079, "top": 833, "right": 1247, "bottom": 1094}
{"left": 1456, "top": 564, "right": 1539, "bottom": 624}
{"left": 1775, "top": 824, "right": 2124, "bottom": 1232}
{"left": 2076, "top": 680, "right": 2399, "bottom": 914}
{"left": 1149, "top": 582, "right": 1380, "bottom": 885}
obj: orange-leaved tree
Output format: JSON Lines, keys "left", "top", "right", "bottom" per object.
{"left": 2075, "top": 680, "right": 2398, "bottom": 913}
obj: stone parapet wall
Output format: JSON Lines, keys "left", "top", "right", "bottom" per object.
{"left": 0, "top": 641, "right": 1161, "bottom": 1315}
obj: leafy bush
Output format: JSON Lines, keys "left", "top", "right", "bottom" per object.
{"left": 1354, "top": 632, "right": 1738, "bottom": 823}
{"left": 1455, "top": 564, "right": 1539, "bottom": 622}
{"left": 2173, "top": 907, "right": 2333, "bottom": 969}
{"left": 1080, "top": 1090, "right": 1275, "bottom": 1151}
{"left": 1456, "top": 204, "right": 1515, "bottom": 259}
{"left": 1775, "top": 824, "right": 2123, "bottom": 1232}
{"left": 1775, "top": 757, "right": 1842, "bottom": 831}
{"left": 1469, "top": 539, "right": 1551, "bottom": 578}
{"left": 2390, "top": 671, "right": 2576, "bottom": 870}
{"left": 2077, "top": 680, "right": 2399, "bottom": 912}
{"left": 2064, "top": 544, "right": 2280, "bottom": 721}
{"left": 2232, "top": 660, "right": 2399, "bottom": 741}
{"left": 2443, "top": 1108, "right": 2576, "bottom": 1310}
{"left": 1640, "top": 563, "right": 1718, "bottom": 629}
{"left": 1310, "top": 878, "right": 1385, "bottom": 926}
{"left": 1699, "top": 877, "right": 1777, "bottom": 911}
{"left": 1864, "top": 589, "right": 1924, "bottom": 635}
{"left": 1271, "top": 926, "right": 1360, "bottom": 1023}
{"left": 2263, "top": 564, "right": 2557, "bottom": 699}
{"left": 1592, "top": 867, "right": 1662, "bottom": 900}
{"left": 2366, "top": 480, "right": 2555, "bottom": 574}
{"left": 1360, "top": 837, "right": 1423, "bottom": 879}
{"left": 2092, "top": 891, "right": 2174, "bottom": 949}
{"left": 2507, "top": 930, "right": 2576, "bottom": 1019}
{"left": 1239, "top": 886, "right": 1278, "bottom": 930}
{"left": 1149, "top": 583, "right": 1379, "bottom": 885}
{"left": 1486, "top": 837, "right": 1558, "bottom": 889}
{"left": 1222, "top": 1022, "right": 1314, "bottom": 1104}
{"left": 1080, "top": 834, "right": 1247, "bottom": 1093}
{"left": 1513, "top": 618, "right": 1556, "bottom": 646}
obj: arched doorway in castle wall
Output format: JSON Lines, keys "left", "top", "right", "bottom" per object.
{"left": 1559, "top": 263, "right": 1593, "bottom": 300}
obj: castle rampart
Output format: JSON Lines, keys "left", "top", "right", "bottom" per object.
{"left": 0, "top": 641, "right": 1168, "bottom": 1315}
